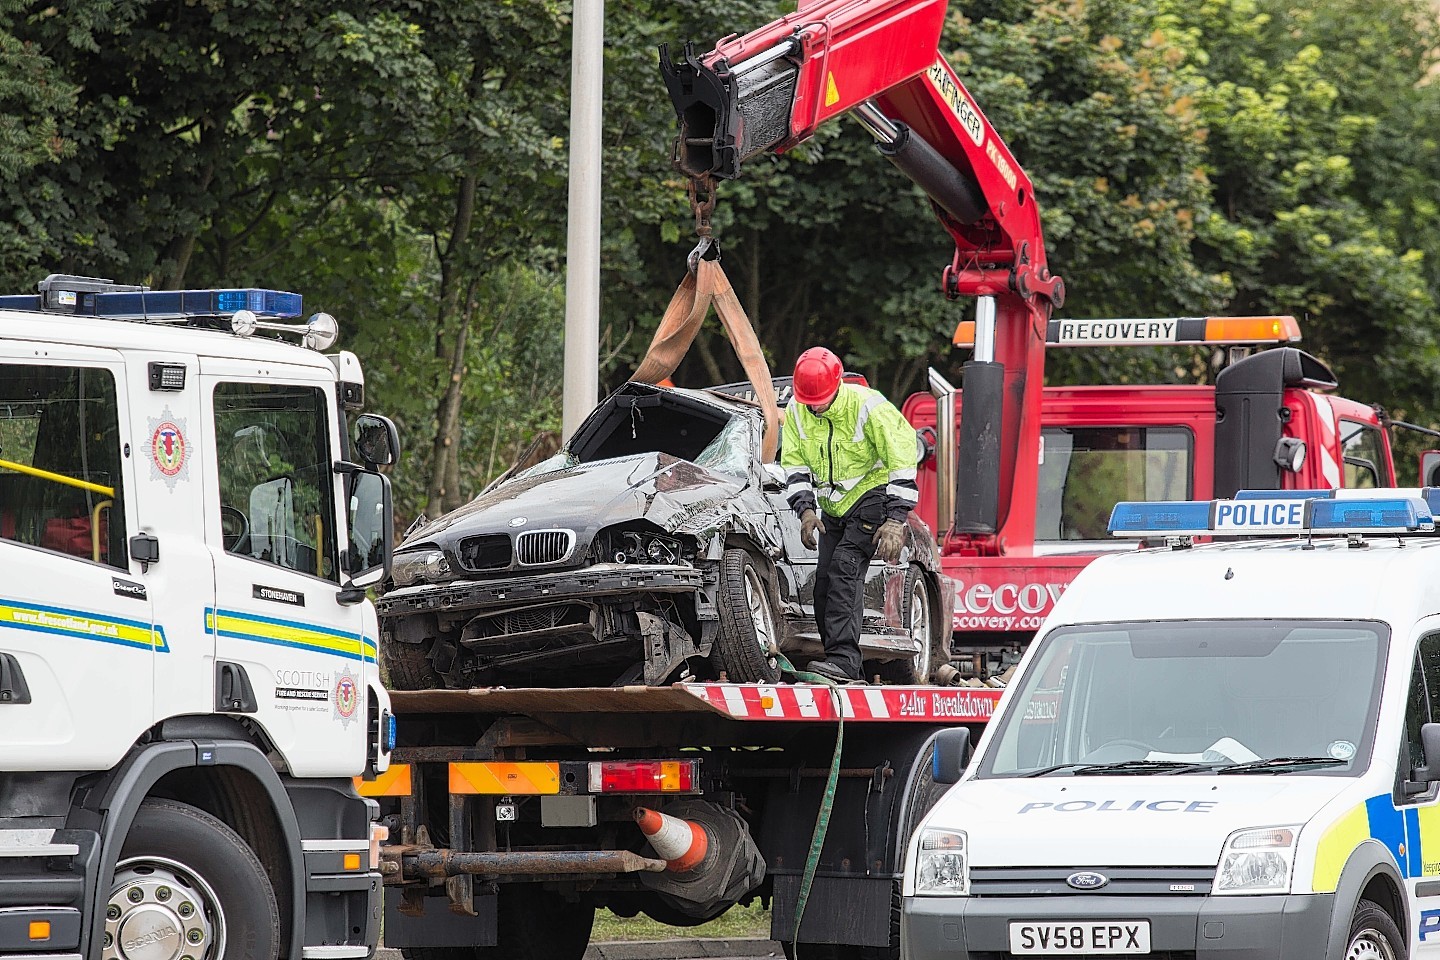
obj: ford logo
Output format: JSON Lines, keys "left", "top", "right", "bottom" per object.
{"left": 1066, "top": 871, "right": 1109, "bottom": 890}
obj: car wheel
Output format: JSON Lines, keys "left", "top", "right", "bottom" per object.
{"left": 105, "top": 799, "right": 279, "bottom": 960}
{"left": 381, "top": 637, "right": 443, "bottom": 691}
{"left": 711, "top": 548, "right": 782, "bottom": 683}
{"left": 876, "top": 567, "right": 942, "bottom": 684}
{"left": 1346, "top": 900, "right": 1405, "bottom": 960}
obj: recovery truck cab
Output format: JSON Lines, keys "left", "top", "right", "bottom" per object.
{"left": 906, "top": 317, "right": 1395, "bottom": 675}
{"left": 0, "top": 275, "right": 397, "bottom": 960}
{"left": 903, "top": 489, "right": 1440, "bottom": 960}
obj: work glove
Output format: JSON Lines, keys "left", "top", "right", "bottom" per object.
{"left": 872, "top": 519, "right": 906, "bottom": 565}
{"left": 800, "top": 509, "right": 826, "bottom": 550}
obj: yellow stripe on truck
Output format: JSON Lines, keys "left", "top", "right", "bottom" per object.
{"left": 449, "top": 762, "right": 560, "bottom": 795}
{"left": 1313, "top": 802, "right": 1370, "bottom": 892}
{"left": 354, "top": 764, "right": 411, "bottom": 797}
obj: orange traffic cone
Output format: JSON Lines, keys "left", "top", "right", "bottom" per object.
{"left": 634, "top": 807, "right": 709, "bottom": 872}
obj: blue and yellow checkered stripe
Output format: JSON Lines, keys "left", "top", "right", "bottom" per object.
{"left": 205, "top": 607, "right": 376, "bottom": 662}
{"left": 1314, "top": 793, "right": 1440, "bottom": 891}
{"left": 0, "top": 597, "right": 168, "bottom": 653}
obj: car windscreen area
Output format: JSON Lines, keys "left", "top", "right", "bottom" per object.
{"left": 980, "top": 619, "right": 1387, "bottom": 777}
{"left": 568, "top": 383, "right": 734, "bottom": 464}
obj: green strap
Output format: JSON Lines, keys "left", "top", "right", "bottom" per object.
{"left": 774, "top": 654, "right": 845, "bottom": 957}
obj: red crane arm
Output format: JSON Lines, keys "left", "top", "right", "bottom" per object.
{"left": 661, "top": 0, "right": 1064, "bottom": 553}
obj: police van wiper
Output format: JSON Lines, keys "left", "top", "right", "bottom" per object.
{"left": 1213, "top": 756, "right": 1346, "bottom": 774}
{"left": 1022, "top": 759, "right": 1217, "bottom": 777}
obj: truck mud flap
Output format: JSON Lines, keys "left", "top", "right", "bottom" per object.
{"left": 383, "top": 887, "right": 497, "bottom": 949}
{"left": 771, "top": 874, "right": 896, "bottom": 948}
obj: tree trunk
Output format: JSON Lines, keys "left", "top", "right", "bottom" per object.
{"left": 423, "top": 172, "right": 479, "bottom": 518}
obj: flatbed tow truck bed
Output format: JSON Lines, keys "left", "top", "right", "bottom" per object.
{"left": 388, "top": 682, "right": 1002, "bottom": 723}
{"left": 371, "top": 683, "right": 989, "bottom": 956}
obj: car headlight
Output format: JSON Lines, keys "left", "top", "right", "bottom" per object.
{"left": 913, "top": 828, "right": 969, "bottom": 896}
{"left": 607, "top": 530, "right": 685, "bottom": 565}
{"left": 390, "top": 548, "right": 451, "bottom": 587}
{"left": 1213, "top": 825, "right": 1300, "bottom": 895}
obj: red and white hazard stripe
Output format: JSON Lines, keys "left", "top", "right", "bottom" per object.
{"left": 679, "top": 683, "right": 1002, "bottom": 722}
{"left": 1303, "top": 393, "right": 1341, "bottom": 488}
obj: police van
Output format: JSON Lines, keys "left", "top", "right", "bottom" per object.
{"left": 902, "top": 488, "right": 1440, "bottom": 960}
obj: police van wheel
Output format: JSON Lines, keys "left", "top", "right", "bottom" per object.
{"left": 711, "top": 549, "right": 782, "bottom": 683}
{"left": 1346, "top": 900, "right": 1404, "bottom": 960}
{"left": 105, "top": 798, "right": 278, "bottom": 960}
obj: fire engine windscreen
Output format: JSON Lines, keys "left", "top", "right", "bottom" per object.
{"left": 978, "top": 620, "right": 1386, "bottom": 777}
{"left": 0, "top": 363, "right": 127, "bottom": 567}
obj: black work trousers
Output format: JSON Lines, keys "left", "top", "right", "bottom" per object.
{"left": 812, "top": 490, "right": 886, "bottom": 680}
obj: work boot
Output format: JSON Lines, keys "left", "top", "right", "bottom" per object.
{"left": 807, "top": 659, "right": 865, "bottom": 684}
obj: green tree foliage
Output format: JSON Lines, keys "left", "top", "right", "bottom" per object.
{"left": 2, "top": 0, "right": 1439, "bottom": 514}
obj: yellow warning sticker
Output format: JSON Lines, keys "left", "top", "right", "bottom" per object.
{"left": 824, "top": 73, "right": 840, "bottom": 108}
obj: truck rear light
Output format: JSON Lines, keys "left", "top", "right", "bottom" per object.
{"left": 369, "top": 823, "right": 388, "bottom": 869}
{"left": 587, "top": 760, "right": 699, "bottom": 794}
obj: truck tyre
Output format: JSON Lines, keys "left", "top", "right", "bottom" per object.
{"left": 711, "top": 548, "right": 782, "bottom": 683}
{"left": 381, "top": 637, "right": 443, "bottom": 691}
{"left": 876, "top": 567, "right": 942, "bottom": 684}
{"left": 1346, "top": 899, "right": 1405, "bottom": 960}
{"left": 105, "top": 798, "right": 279, "bottom": 960}
{"left": 400, "top": 887, "right": 593, "bottom": 960}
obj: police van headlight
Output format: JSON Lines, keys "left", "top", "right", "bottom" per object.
{"left": 913, "top": 828, "right": 969, "bottom": 895}
{"left": 1213, "top": 826, "right": 1300, "bottom": 895}
{"left": 390, "top": 548, "right": 451, "bottom": 587}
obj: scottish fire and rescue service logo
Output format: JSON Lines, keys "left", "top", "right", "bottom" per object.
{"left": 333, "top": 666, "right": 359, "bottom": 727}
{"left": 148, "top": 409, "right": 190, "bottom": 490}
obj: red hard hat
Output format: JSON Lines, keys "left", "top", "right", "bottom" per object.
{"left": 793, "top": 347, "right": 843, "bottom": 405}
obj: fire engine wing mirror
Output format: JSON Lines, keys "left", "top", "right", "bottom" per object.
{"left": 1421, "top": 450, "right": 1440, "bottom": 487}
{"left": 931, "top": 727, "right": 973, "bottom": 785}
{"left": 1406, "top": 722, "right": 1440, "bottom": 795}
{"left": 341, "top": 470, "right": 393, "bottom": 601}
{"left": 354, "top": 413, "right": 399, "bottom": 468}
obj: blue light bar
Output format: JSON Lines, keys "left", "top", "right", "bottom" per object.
{"left": 1308, "top": 498, "right": 1433, "bottom": 533}
{"left": 82, "top": 288, "right": 302, "bottom": 320}
{"left": 1108, "top": 501, "right": 1213, "bottom": 536}
{"left": 1110, "top": 491, "right": 1436, "bottom": 539}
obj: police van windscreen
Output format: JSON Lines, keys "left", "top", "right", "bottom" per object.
{"left": 978, "top": 620, "right": 1387, "bottom": 778}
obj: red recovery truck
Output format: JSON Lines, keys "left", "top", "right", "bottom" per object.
{"left": 371, "top": 2, "right": 1032, "bottom": 958}
{"left": 905, "top": 315, "right": 1396, "bottom": 679}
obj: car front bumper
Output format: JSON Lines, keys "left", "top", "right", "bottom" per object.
{"left": 377, "top": 562, "right": 705, "bottom": 616}
{"left": 901, "top": 892, "right": 1334, "bottom": 960}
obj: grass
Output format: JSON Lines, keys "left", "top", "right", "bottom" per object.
{"left": 591, "top": 902, "right": 771, "bottom": 942}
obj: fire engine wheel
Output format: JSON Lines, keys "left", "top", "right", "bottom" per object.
{"left": 1346, "top": 900, "right": 1404, "bottom": 960}
{"left": 876, "top": 567, "right": 941, "bottom": 684}
{"left": 711, "top": 548, "right": 782, "bottom": 683}
{"left": 104, "top": 798, "right": 278, "bottom": 960}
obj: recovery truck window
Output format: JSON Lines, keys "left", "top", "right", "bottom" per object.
{"left": 0, "top": 363, "right": 126, "bottom": 568}
{"left": 1340, "top": 419, "right": 1386, "bottom": 488}
{"left": 213, "top": 383, "right": 339, "bottom": 582}
{"left": 980, "top": 619, "right": 1386, "bottom": 778}
{"left": 1035, "top": 427, "right": 1191, "bottom": 541}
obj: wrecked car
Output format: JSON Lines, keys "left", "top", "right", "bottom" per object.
{"left": 376, "top": 381, "right": 954, "bottom": 689}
